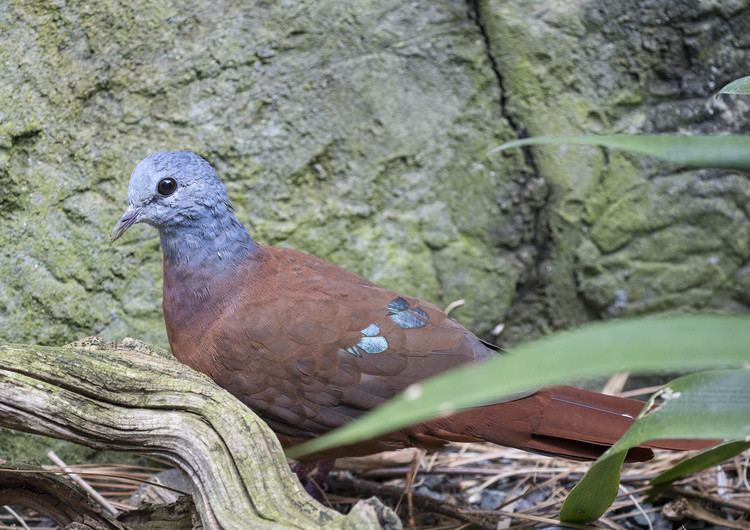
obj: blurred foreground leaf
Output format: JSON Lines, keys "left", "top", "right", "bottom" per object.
{"left": 287, "top": 315, "right": 750, "bottom": 459}
{"left": 492, "top": 134, "right": 750, "bottom": 171}
{"left": 650, "top": 440, "right": 750, "bottom": 491}
{"left": 717, "top": 76, "right": 750, "bottom": 95}
{"left": 560, "top": 370, "right": 750, "bottom": 523}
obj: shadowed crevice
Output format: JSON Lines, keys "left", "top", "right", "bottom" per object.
{"left": 466, "top": 0, "right": 555, "bottom": 341}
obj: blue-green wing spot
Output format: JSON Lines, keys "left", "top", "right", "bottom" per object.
{"left": 345, "top": 346, "right": 362, "bottom": 357}
{"left": 358, "top": 336, "right": 388, "bottom": 354}
{"left": 361, "top": 323, "right": 380, "bottom": 337}
{"left": 387, "top": 297, "right": 428, "bottom": 329}
{"left": 346, "top": 323, "right": 388, "bottom": 356}
{"left": 387, "top": 297, "right": 409, "bottom": 312}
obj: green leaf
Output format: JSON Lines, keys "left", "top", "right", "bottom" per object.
{"left": 287, "top": 315, "right": 750, "bottom": 459}
{"left": 560, "top": 370, "right": 750, "bottom": 523}
{"left": 650, "top": 440, "right": 750, "bottom": 488}
{"left": 717, "top": 76, "right": 750, "bottom": 95}
{"left": 491, "top": 134, "right": 750, "bottom": 171}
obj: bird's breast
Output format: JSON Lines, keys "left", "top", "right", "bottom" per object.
{"left": 161, "top": 250, "right": 271, "bottom": 380}
{"left": 162, "top": 266, "right": 241, "bottom": 378}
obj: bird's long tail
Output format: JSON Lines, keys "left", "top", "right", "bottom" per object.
{"left": 429, "top": 386, "right": 716, "bottom": 462}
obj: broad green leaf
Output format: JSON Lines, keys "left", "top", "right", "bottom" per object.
{"left": 560, "top": 370, "right": 750, "bottom": 523}
{"left": 491, "top": 134, "right": 750, "bottom": 171}
{"left": 650, "top": 440, "right": 750, "bottom": 488}
{"left": 717, "top": 76, "right": 750, "bottom": 95}
{"left": 287, "top": 315, "right": 750, "bottom": 459}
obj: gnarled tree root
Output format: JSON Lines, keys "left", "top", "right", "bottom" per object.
{"left": 0, "top": 338, "right": 399, "bottom": 530}
{"left": 0, "top": 464, "right": 126, "bottom": 529}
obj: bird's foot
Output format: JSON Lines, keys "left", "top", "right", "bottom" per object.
{"left": 292, "top": 459, "right": 335, "bottom": 501}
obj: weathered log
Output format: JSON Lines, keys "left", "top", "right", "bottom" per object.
{"left": 117, "top": 496, "right": 199, "bottom": 530}
{"left": 0, "top": 338, "right": 399, "bottom": 530}
{"left": 0, "top": 464, "right": 126, "bottom": 529}
{"left": 0, "top": 465, "right": 200, "bottom": 529}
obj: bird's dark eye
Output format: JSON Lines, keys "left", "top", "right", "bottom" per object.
{"left": 157, "top": 177, "right": 177, "bottom": 196}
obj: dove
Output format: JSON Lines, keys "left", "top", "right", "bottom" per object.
{"left": 112, "top": 151, "right": 712, "bottom": 467}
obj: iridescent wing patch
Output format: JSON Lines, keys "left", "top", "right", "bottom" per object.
{"left": 387, "top": 297, "right": 428, "bottom": 329}
{"left": 345, "top": 323, "right": 389, "bottom": 357}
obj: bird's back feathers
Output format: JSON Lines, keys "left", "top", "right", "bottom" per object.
{"left": 162, "top": 244, "right": 715, "bottom": 461}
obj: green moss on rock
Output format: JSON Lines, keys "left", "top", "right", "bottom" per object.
{"left": 0, "top": 0, "right": 534, "bottom": 354}
{"left": 481, "top": 0, "right": 750, "bottom": 328}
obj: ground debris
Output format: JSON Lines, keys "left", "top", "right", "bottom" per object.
{"left": 2, "top": 442, "right": 748, "bottom": 529}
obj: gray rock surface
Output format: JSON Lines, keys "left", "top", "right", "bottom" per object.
{"left": 0, "top": 0, "right": 748, "bottom": 353}
{"left": 479, "top": 0, "right": 750, "bottom": 341}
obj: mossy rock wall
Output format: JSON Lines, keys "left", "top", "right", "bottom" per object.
{"left": 480, "top": 0, "right": 750, "bottom": 340}
{"left": 1, "top": 0, "right": 748, "bottom": 351}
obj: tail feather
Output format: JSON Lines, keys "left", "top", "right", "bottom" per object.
{"left": 432, "top": 386, "right": 716, "bottom": 462}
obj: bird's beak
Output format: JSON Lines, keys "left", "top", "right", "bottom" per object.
{"left": 110, "top": 206, "right": 142, "bottom": 241}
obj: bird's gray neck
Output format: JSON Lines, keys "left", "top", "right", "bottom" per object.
{"left": 159, "top": 207, "right": 257, "bottom": 282}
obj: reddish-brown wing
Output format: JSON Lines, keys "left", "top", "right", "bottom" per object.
{"left": 205, "top": 246, "right": 493, "bottom": 442}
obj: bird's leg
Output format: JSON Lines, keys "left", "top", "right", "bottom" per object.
{"left": 310, "top": 458, "right": 335, "bottom": 488}
{"left": 292, "top": 459, "right": 335, "bottom": 501}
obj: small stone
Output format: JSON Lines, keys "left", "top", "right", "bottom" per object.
{"left": 513, "top": 489, "right": 547, "bottom": 512}
{"left": 415, "top": 485, "right": 445, "bottom": 501}
{"left": 420, "top": 474, "right": 444, "bottom": 489}
{"left": 478, "top": 489, "right": 506, "bottom": 511}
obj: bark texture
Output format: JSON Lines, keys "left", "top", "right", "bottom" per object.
{"left": 0, "top": 338, "right": 399, "bottom": 530}
{"left": 0, "top": 465, "right": 126, "bottom": 529}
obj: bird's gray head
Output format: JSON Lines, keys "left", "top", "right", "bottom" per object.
{"left": 112, "top": 151, "right": 255, "bottom": 271}
{"left": 111, "top": 151, "right": 233, "bottom": 240}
